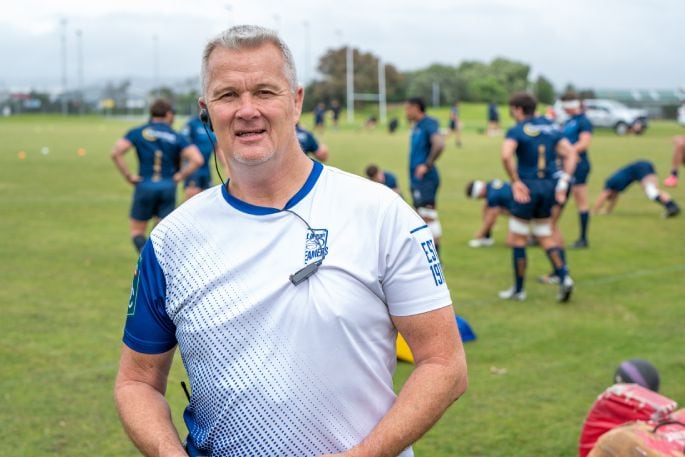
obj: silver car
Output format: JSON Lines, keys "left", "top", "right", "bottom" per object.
{"left": 553, "top": 99, "right": 648, "bottom": 135}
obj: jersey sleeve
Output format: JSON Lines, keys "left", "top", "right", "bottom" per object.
{"left": 123, "top": 128, "right": 137, "bottom": 143}
{"left": 176, "top": 132, "right": 192, "bottom": 150}
{"left": 579, "top": 116, "right": 593, "bottom": 133}
{"left": 426, "top": 118, "right": 440, "bottom": 136}
{"left": 379, "top": 199, "right": 452, "bottom": 316}
{"left": 122, "top": 241, "right": 177, "bottom": 354}
{"left": 505, "top": 126, "right": 519, "bottom": 141}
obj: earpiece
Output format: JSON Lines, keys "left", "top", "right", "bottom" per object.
{"left": 199, "top": 108, "right": 213, "bottom": 132}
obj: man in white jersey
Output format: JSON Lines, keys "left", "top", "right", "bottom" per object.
{"left": 114, "top": 25, "right": 467, "bottom": 457}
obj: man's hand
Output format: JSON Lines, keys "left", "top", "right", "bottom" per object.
{"left": 414, "top": 164, "right": 429, "bottom": 179}
{"left": 127, "top": 174, "right": 142, "bottom": 185}
{"left": 512, "top": 181, "right": 530, "bottom": 203}
{"left": 555, "top": 189, "right": 567, "bottom": 206}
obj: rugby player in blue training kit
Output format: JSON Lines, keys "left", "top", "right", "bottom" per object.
{"left": 499, "top": 92, "right": 577, "bottom": 302}
{"left": 366, "top": 163, "right": 402, "bottom": 196}
{"left": 560, "top": 92, "right": 593, "bottom": 249}
{"left": 296, "top": 122, "right": 328, "bottom": 162}
{"left": 111, "top": 99, "right": 204, "bottom": 253}
{"left": 465, "top": 179, "right": 513, "bottom": 247}
{"left": 181, "top": 113, "right": 226, "bottom": 200}
{"left": 540, "top": 92, "right": 594, "bottom": 284}
{"left": 405, "top": 97, "right": 446, "bottom": 254}
{"left": 592, "top": 160, "right": 680, "bottom": 217}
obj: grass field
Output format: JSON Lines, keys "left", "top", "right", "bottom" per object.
{"left": 1, "top": 105, "right": 684, "bottom": 456}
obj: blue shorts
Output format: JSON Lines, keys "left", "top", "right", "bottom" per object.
{"left": 573, "top": 155, "right": 591, "bottom": 185}
{"left": 411, "top": 177, "right": 440, "bottom": 208}
{"left": 605, "top": 161, "right": 655, "bottom": 192}
{"left": 184, "top": 174, "right": 212, "bottom": 190}
{"left": 510, "top": 179, "right": 556, "bottom": 220}
{"left": 130, "top": 180, "right": 177, "bottom": 221}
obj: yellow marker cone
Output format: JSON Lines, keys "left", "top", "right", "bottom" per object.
{"left": 396, "top": 333, "right": 414, "bottom": 364}
{"left": 77, "top": 148, "right": 87, "bottom": 157}
{"left": 18, "top": 151, "right": 26, "bottom": 160}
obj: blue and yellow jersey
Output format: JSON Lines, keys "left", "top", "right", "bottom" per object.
{"left": 486, "top": 180, "right": 513, "bottom": 210}
{"left": 562, "top": 113, "right": 593, "bottom": 156}
{"left": 182, "top": 116, "right": 215, "bottom": 178}
{"left": 124, "top": 122, "right": 191, "bottom": 182}
{"left": 506, "top": 116, "right": 563, "bottom": 181}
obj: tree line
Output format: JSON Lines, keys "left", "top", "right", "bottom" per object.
{"left": 303, "top": 47, "right": 562, "bottom": 111}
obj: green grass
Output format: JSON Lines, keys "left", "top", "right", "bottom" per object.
{"left": 1, "top": 106, "right": 684, "bottom": 456}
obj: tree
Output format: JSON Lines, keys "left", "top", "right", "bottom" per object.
{"left": 533, "top": 75, "right": 556, "bottom": 104}
{"left": 404, "top": 64, "right": 468, "bottom": 105}
{"left": 467, "top": 76, "right": 508, "bottom": 104}
{"left": 489, "top": 57, "right": 530, "bottom": 94}
{"left": 304, "top": 47, "right": 405, "bottom": 111}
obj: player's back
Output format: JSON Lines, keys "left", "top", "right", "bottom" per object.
{"left": 487, "top": 179, "right": 513, "bottom": 209}
{"left": 507, "top": 116, "right": 563, "bottom": 181}
{"left": 125, "top": 122, "right": 189, "bottom": 181}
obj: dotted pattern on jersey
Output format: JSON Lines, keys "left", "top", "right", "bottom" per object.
{"left": 151, "top": 192, "right": 363, "bottom": 456}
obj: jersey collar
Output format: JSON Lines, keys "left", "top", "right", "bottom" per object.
{"left": 221, "top": 160, "right": 323, "bottom": 215}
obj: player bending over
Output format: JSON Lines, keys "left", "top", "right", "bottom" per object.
{"left": 593, "top": 160, "right": 680, "bottom": 217}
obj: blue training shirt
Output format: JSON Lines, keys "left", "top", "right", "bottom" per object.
{"left": 182, "top": 116, "right": 216, "bottom": 178}
{"left": 383, "top": 171, "right": 398, "bottom": 190}
{"left": 506, "top": 116, "right": 563, "bottom": 181}
{"left": 605, "top": 160, "right": 656, "bottom": 192}
{"left": 486, "top": 179, "right": 513, "bottom": 210}
{"left": 296, "top": 124, "right": 319, "bottom": 154}
{"left": 562, "top": 113, "right": 593, "bottom": 156}
{"left": 125, "top": 122, "right": 191, "bottom": 181}
{"left": 409, "top": 116, "right": 440, "bottom": 185}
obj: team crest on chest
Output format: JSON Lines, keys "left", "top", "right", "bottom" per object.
{"left": 304, "top": 229, "right": 329, "bottom": 264}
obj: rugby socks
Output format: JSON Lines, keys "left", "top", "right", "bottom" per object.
{"left": 671, "top": 170, "right": 679, "bottom": 177}
{"left": 664, "top": 199, "right": 679, "bottom": 212}
{"left": 579, "top": 211, "right": 589, "bottom": 242}
{"left": 484, "top": 229, "right": 492, "bottom": 239}
{"left": 513, "top": 247, "right": 526, "bottom": 293}
{"left": 545, "top": 247, "right": 568, "bottom": 282}
{"left": 132, "top": 235, "right": 146, "bottom": 253}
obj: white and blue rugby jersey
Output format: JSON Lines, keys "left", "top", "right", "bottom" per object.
{"left": 123, "top": 160, "right": 452, "bottom": 456}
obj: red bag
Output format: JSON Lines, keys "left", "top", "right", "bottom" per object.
{"left": 578, "top": 384, "right": 678, "bottom": 457}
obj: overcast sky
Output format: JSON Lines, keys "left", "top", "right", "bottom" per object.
{"left": 1, "top": 0, "right": 683, "bottom": 93}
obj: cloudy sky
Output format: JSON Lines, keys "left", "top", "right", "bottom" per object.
{"left": 1, "top": 0, "right": 682, "bottom": 92}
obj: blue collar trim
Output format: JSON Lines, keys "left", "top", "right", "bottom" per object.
{"left": 221, "top": 160, "right": 323, "bottom": 215}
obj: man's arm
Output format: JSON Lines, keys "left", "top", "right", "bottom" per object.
{"left": 476, "top": 205, "right": 500, "bottom": 238}
{"left": 111, "top": 139, "right": 142, "bottom": 185}
{"left": 114, "top": 346, "right": 187, "bottom": 457}
{"left": 414, "top": 133, "right": 445, "bottom": 179}
{"left": 554, "top": 138, "right": 578, "bottom": 206}
{"left": 501, "top": 138, "right": 529, "bottom": 203}
{"left": 338, "top": 305, "right": 467, "bottom": 457}
{"left": 173, "top": 145, "right": 204, "bottom": 184}
{"left": 574, "top": 131, "right": 592, "bottom": 154}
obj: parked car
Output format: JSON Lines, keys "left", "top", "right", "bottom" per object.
{"left": 678, "top": 103, "right": 685, "bottom": 126}
{"left": 553, "top": 99, "right": 648, "bottom": 135}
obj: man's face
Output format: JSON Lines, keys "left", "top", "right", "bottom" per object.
{"left": 201, "top": 43, "right": 303, "bottom": 166}
{"left": 404, "top": 103, "right": 420, "bottom": 122}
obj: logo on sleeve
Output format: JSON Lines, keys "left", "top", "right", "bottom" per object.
{"left": 127, "top": 255, "right": 143, "bottom": 316}
{"left": 304, "top": 229, "right": 329, "bottom": 264}
{"left": 420, "top": 239, "right": 445, "bottom": 286}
